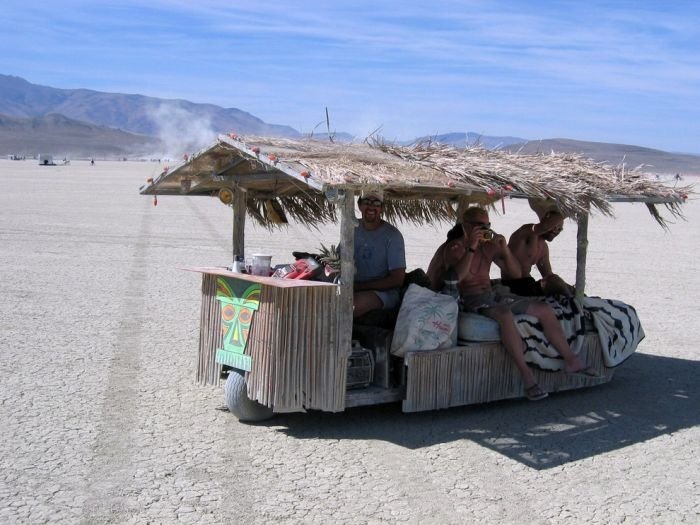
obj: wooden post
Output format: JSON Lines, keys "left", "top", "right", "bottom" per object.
{"left": 575, "top": 212, "right": 589, "bottom": 299}
{"left": 232, "top": 186, "right": 246, "bottom": 260}
{"left": 338, "top": 190, "right": 356, "bottom": 357}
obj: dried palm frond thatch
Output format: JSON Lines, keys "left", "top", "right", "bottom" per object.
{"left": 140, "top": 134, "right": 693, "bottom": 228}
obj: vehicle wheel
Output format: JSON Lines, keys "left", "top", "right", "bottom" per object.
{"left": 224, "top": 369, "right": 274, "bottom": 422}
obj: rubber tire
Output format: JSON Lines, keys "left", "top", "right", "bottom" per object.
{"left": 224, "top": 369, "right": 274, "bottom": 422}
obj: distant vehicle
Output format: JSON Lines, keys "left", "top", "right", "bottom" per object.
{"left": 39, "top": 154, "right": 56, "bottom": 166}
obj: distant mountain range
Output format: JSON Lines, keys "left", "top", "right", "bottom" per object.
{"left": 1, "top": 73, "right": 699, "bottom": 174}
{"left": 423, "top": 133, "right": 700, "bottom": 175}
{"left": 0, "top": 113, "right": 162, "bottom": 158}
{"left": 415, "top": 132, "right": 526, "bottom": 150}
{"left": 504, "top": 138, "right": 700, "bottom": 177}
{"left": 0, "top": 73, "right": 299, "bottom": 158}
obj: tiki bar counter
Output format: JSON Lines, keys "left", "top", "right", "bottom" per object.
{"left": 193, "top": 267, "right": 349, "bottom": 413}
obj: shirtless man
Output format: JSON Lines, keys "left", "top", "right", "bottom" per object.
{"left": 503, "top": 210, "right": 574, "bottom": 297}
{"left": 429, "top": 206, "right": 597, "bottom": 400}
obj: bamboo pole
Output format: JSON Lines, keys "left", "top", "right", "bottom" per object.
{"left": 575, "top": 212, "right": 589, "bottom": 299}
{"left": 338, "top": 190, "right": 356, "bottom": 390}
{"left": 197, "top": 274, "right": 221, "bottom": 385}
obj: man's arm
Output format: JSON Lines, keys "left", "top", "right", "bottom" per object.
{"left": 353, "top": 267, "right": 406, "bottom": 291}
{"left": 537, "top": 243, "right": 574, "bottom": 295}
{"left": 506, "top": 226, "right": 535, "bottom": 279}
{"left": 452, "top": 230, "right": 482, "bottom": 282}
{"left": 535, "top": 243, "right": 553, "bottom": 278}
{"left": 426, "top": 242, "right": 448, "bottom": 290}
{"left": 492, "top": 234, "right": 522, "bottom": 279}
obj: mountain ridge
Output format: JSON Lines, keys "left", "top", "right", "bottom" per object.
{"left": 0, "top": 112, "right": 162, "bottom": 158}
{"left": 0, "top": 73, "right": 299, "bottom": 143}
{"left": 504, "top": 138, "right": 700, "bottom": 175}
{"left": 1, "top": 74, "right": 699, "bottom": 174}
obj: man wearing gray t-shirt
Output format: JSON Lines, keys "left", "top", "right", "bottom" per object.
{"left": 353, "top": 190, "right": 406, "bottom": 317}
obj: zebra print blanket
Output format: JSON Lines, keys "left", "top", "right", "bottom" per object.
{"left": 515, "top": 296, "right": 645, "bottom": 371}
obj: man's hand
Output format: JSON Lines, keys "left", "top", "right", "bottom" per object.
{"left": 542, "top": 274, "right": 574, "bottom": 297}
{"left": 445, "top": 240, "right": 466, "bottom": 264}
{"left": 468, "top": 225, "right": 487, "bottom": 250}
{"left": 491, "top": 232, "right": 508, "bottom": 251}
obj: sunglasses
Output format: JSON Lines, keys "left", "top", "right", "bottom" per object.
{"left": 360, "top": 199, "right": 383, "bottom": 206}
{"left": 466, "top": 221, "right": 491, "bottom": 229}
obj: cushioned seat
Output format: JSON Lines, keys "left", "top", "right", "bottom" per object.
{"left": 458, "top": 312, "right": 501, "bottom": 343}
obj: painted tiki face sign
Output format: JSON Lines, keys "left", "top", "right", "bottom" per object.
{"left": 215, "top": 277, "right": 261, "bottom": 371}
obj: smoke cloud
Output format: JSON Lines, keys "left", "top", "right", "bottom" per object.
{"left": 146, "top": 103, "right": 217, "bottom": 159}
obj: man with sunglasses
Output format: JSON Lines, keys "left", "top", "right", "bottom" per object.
{"left": 503, "top": 210, "right": 575, "bottom": 297}
{"left": 429, "top": 206, "right": 596, "bottom": 400}
{"left": 353, "top": 190, "right": 406, "bottom": 318}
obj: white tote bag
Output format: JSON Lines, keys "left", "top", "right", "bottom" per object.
{"left": 390, "top": 284, "right": 459, "bottom": 357}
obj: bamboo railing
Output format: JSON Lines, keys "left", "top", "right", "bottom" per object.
{"left": 402, "top": 332, "right": 612, "bottom": 412}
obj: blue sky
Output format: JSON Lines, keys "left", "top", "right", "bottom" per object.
{"left": 2, "top": 0, "right": 700, "bottom": 153}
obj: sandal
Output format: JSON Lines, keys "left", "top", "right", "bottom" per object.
{"left": 525, "top": 383, "right": 549, "bottom": 401}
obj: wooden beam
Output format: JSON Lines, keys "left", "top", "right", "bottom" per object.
{"left": 215, "top": 156, "right": 248, "bottom": 177}
{"left": 223, "top": 172, "right": 288, "bottom": 185}
{"left": 232, "top": 186, "right": 246, "bottom": 260}
{"left": 575, "top": 212, "right": 589, "bottom": 299}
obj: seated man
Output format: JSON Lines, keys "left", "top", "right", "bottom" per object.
{"left": 426, "top": 222, "right": 464, "bottom": 298}
{"left": 353, "top": 190, "right": 406, "bottom": 318}
{"left": 503, "top": 210, "right": 574, "bottom": 297}
{"left": 429, "top": 206, "right": 598, "bottom": 400}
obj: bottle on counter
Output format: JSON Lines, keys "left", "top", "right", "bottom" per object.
{"left": 230, "top": 255, "right": 245, "bottom": 273}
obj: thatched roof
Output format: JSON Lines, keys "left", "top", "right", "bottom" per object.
{"left": 139, "top": 134, "right": 692, "bottom": 228}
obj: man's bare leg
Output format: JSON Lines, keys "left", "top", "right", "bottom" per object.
{"left": 353, "top": 291, "right": 383, "bottom": 318}
{"left": 526, "top": 302, "right": 587, "bottom": 372}
{"left": 484, "top": 306, "right": 539, "bottom": 388}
